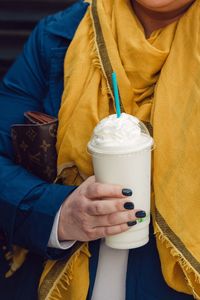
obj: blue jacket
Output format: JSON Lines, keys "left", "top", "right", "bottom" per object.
{"left": 0, "top": 1, "right": 194, "bottom": 299}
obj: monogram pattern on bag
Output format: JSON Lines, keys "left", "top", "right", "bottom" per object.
{"left": 40, "top": 140, "right": 51, "bottom": 152}
{"left": 25, "top": 127, "right": 37, "bottom": 141}
{"left": 11, "top": 121, "right": 58, "bottom": 182}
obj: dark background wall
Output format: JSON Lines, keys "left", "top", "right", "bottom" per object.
{"left": 0, "top": 0, "right": 77, "bottom": 79}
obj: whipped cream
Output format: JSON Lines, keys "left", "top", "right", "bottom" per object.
{"left": 88, "top": 113, "right": 153, "bottom": 154}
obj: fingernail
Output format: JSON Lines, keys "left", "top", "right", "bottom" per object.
{"left": 122, "top": 189, "right": 132, "bottom": 196}
{"left": 135, "top": 211, "right": 146, "bottom": 218}
{"left": 124, "top": 202, "right": 134, "bottom": 210}
{"left": 127, "top": 221, "right": 137, "bottom": 227}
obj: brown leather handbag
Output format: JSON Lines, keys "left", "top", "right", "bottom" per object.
{"left": 11, "top": 111, "right": 58, "bottom": 182}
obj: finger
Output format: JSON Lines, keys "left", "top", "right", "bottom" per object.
{"left": 75, "top": 176, "right": 96, "bottom": 195}
{"left": 92, "top": 223, "right": 130, "bottom": 239}
{"left": 86, "top": 182, "right": 131, "bottom": 199}
{"left": 81, "top": 175, "right": 95, "bottom": 187}
{"left": 86, "top": 199, "right": 134, "bottom": 216}
{"left": 91, "top": 210, "right": 137, "bottom": 227}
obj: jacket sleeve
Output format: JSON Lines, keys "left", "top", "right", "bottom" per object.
{"left": 0, "top": 18, "right": 76, "bottom": 257}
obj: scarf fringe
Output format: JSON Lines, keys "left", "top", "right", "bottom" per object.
{"left": 4, "top": 246, "right": 28, "bottom": 278}
{"left": 89, "top": 5, "right": 114, "bottom": 100}
{"left": 155, "top": 222, "right": 200, "bottom": 300}
{"left": 44, "top": 245, "right": 88, "bottom": 300}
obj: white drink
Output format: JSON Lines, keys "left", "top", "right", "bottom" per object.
{"left": 88, "top": 113, "right": 153, "bottom": 249}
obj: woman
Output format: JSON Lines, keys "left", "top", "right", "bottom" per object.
{"left": 0, "top": 0, "right": 199, "bottom": 299}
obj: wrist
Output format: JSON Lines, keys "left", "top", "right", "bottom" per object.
{"left": 58, "top": 201, "right": 72, "bottom": 241}
{"left": 58, "top": 207, "right": 66, "bottom": 241}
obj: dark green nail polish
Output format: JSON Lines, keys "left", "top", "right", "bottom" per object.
{"left": 135, "top": 211, "right": 146, "bottom": 218}
{"left": 127, "top": 221, "right": 137, "bottom": 227}
{"left": 122, "top": 189, "right": 132, "bottom": 197}
{"left": 124, "top": 202, "right": 134, "bottom": 210}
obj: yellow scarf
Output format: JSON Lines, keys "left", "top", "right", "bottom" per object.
{"left": 39, "top": 0, "right": 200, "bottom": 299}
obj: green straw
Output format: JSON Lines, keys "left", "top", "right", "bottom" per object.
{"left": 112, "top": 72, "right": 121, "bottom": 118}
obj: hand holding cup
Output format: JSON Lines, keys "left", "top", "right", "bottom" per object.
{"left": 58, "top": 176, "right": 145, "bottom": 242}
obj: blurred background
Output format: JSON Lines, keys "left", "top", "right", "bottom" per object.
{"left": 0, "top": 0, "right": 77, "bottom": 79}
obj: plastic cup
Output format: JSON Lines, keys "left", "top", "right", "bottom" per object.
{"left": 88, "top": 114, "right": 153, "bottom": 249}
